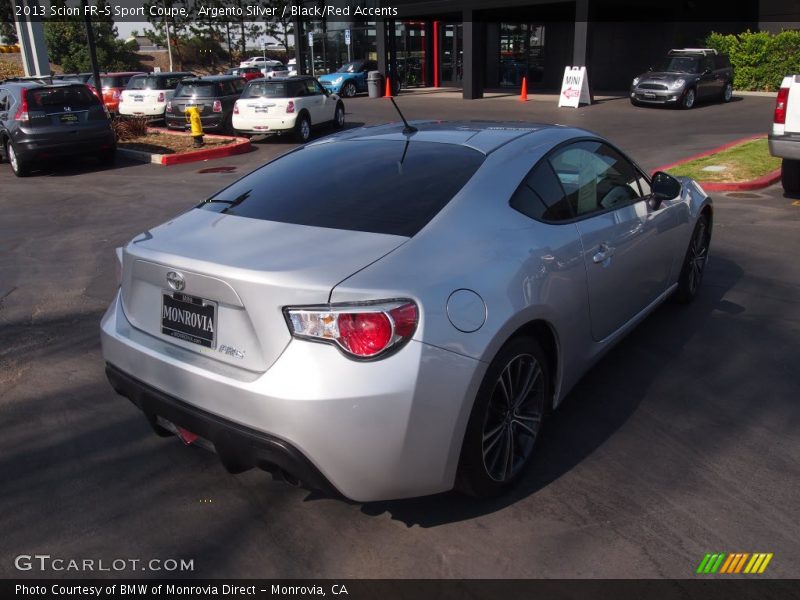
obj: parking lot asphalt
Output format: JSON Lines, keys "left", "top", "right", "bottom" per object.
{"left": 1, "top": 93, "right": 799, "bottom": 579}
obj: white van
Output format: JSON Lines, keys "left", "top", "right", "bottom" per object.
{"left": 118, "top": 72, "right": 193, "bottom": 120}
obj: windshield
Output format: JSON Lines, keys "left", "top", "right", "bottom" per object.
{"left": 174, "top": 82, "right": 217, "bottom": 98}
{"left": 241, "top": 80, "right": 305, "bottom": 98}
{"left": 200, "top": 140, "right": 485, "bottom": 237}
{"left": 336, "top": 62, "right": 362, "bottom": 74}
{"left": 654, "top": 57, "right": 700, "bottom": 74}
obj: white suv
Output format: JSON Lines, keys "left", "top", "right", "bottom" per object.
{"left": 232, "top": 76, "right": 345, "bottom": 143}
{"left": 769, "top": 75, "right": 800, "bottom": 193}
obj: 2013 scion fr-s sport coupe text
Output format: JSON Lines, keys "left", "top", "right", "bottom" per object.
{"left": 101, "top": 120, "right": 713, "bottom": 502}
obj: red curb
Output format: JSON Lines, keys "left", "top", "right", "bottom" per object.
{"left": 142, "top": 127, "right": 252, "bottom": 166}
{"left": 654, "top": 135, "right": 780, "bottom": 191}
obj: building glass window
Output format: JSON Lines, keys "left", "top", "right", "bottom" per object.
{"left": 499, "top": 23, "right": 546, "bottom": 88}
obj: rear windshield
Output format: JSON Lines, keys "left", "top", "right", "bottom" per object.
{"left": 28, "top": 86, "right": 99, "bottom": 109}
{"left": 241, "top": 80, "right": 305, "bottom": 98}
{"left": 174, "top": 82, "right": 218, "bottom": 98}
{"left": 127, "top": 75, "right": 186, "bottom": 90}
{"left": 101, "top": 75, "right": 134, "bottom": 88}
{"left": 199, "top": 140, "right": 485, "bottom": 236}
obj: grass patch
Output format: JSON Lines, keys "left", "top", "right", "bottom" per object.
{"left": 118, "top": 130, "right": 236, "bottom": 155}
{"left": 666, "top": 138, "right": 780, "bottom": 183}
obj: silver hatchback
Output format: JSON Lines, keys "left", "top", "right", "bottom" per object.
{"left": 101, "top": 121, "right": 712, "bottom": 501}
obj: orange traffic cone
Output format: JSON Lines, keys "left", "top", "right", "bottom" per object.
{"left": 384, "top": 75, "right": 393, "bottom": 98}
{"left": 519, "top": 76, "right": 528, "bottom": 102}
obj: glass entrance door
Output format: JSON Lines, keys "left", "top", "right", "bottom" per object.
{"left": 499, "top": 23, "right": 546, "bottom": 89}
{"left": 439, "top": 23, "right": 463, "bottom": 87}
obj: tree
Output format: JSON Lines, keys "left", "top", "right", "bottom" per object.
{"left": 1, "top": 0, "right": 18, "bottom": 45}
{"left": 44, "top": 0, "right": 140, "bottom": 72}
{"left": 248, "top": 0, "right": 295, "bottom": 53}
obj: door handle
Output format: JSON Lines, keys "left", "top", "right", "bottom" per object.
{"left": 592, "top": 243, "right": 615, "bottom": 264}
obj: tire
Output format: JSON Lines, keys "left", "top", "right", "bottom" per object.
{"left": 781, "top": 159, "right": 800, "bottom": 194}
{"left": 630, "top": 97, "right": 641, "bottom": 107}
{"left": 294, "top": 113, "right": 311, "bottom": 143}
{"left": 7, "top": 140, "right": 29, "bottom": 177}
{"left": 456, "top": 336, "right": 549, "bottom": 498}
{"left": 674, "top": 214, "right": 711, "bottom": 303}
{"left": 333, "top": 102, "right": 345, "bottom": 129}
{"left": 722, "top": 82, "right": 733, "bottom": 103}
{"left": 680, "top": 87, "right": 696, "bottom": 110}
{"left": 342, "top": 81, "right": 357, "bottom": 98}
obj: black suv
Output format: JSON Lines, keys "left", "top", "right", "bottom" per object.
{"left": 0, "top": 82, "right": 115, "bottom": 177}
{"left": 164, "top": 75, "right": 246, "bottom": 133}
{"left": 630, "top": 49, "right": 734, "bottom": 109}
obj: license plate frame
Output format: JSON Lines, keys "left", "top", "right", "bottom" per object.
{"left": 161, "top": 291, "right": 217, "bottom": 348}
{"left": 644, "top": 92, "right": 656, "bottom": 99}
{"left": 59, "top": 113, "right": 78, "bottom": 123}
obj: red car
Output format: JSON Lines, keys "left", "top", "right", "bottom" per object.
{"left": 224, "top": 67, "right": 264, "bottom": 82}
{"left": 100, "top": 72, "right": 145, "bottom": 114}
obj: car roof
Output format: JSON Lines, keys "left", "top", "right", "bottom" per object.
{"left": 180, "top": 75, "right": 244, "bottom": 83}
{"left": 267, "top": 75, "right": 315, "bottom": 82}
{"left": 309, "top": 120, "right": 568, "bottom": 155}
{"left": 102, "top": 71, "right": 145, "bottom": 76}
{"left": 131, "top": 72, "right": 193, "bottom": 77}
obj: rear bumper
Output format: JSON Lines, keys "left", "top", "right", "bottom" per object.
{"left": 105, "top": 363, "right": 339, "bottom": 496}
{"left": 100, "top": 290, "right": 484, "bottom": 501}
{"left": 768, "top": 134, "right": 800, "bottom": 160}
{"left": 14, "top": 129, "right": 115, "bottom": 161}
{"left": 165, "top": 113, "right": 227, "bottom": 131}
{"left": 232, "top": 114, "right": 297, "bottom": 135}
{"left": 119, "top": 104, "right": 165, "bottom": 118}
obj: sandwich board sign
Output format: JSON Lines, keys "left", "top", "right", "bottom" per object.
{"left": 558, "top": 66, "right": 591, "bottom": 107}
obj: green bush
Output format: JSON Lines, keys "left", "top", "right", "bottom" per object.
{"left": 705, "top": 30, "right": 800, "bottom": 91}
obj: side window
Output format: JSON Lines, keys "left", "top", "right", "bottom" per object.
{"left": 548, "top": 141, "right": 642, "bottom": 218}
{"left": 510, "top": 161, "right": 574, "bottom": 222}
{"left": 305, "top": 79, "right": 320, "bottom": 95}
{"left": 703, "top": 56, "right": 715, "bottom": 73}
{"left": 234, "top": 79, "right": 246, "bottom": 93}
{"left": 0, "top": 91, "right": 7, "bottom": 112}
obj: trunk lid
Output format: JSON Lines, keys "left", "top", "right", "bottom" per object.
{"left": 120, "top": 209, "right": 407, "bottom": 372}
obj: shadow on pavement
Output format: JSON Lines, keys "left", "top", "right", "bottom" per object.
{"left": 357, "top": 255, "right": 745, "bottom": 527}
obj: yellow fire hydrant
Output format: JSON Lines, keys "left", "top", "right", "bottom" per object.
{"left": 185, "top": 106, "right": 204, "bottom": 147}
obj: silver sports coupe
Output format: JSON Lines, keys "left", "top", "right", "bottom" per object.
{"left": 101, "top": 121, "right": 712, "bottom": 502}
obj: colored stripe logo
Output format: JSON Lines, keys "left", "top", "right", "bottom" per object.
{"left": 696, "top": 553, "right": 773, "bottom": 574}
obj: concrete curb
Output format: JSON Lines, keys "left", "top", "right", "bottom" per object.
{"left": 655, "top": 134, "right": 781, "bottom": 192}
{"left": 117, "top": 128, "right": 252, "bottom": 166}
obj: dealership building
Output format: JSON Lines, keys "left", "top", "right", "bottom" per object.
{"left": 292, "top": 0, "right": 798, "bottom": 97}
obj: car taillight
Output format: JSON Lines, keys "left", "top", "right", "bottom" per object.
{"left": 14, "top": 88, "right": 29, "bottom": 122}
{"left": 286, "top": 100, "right": 295, "bottom": 113}
{"left": 774, "top": 87, "right": 790, "bottom": 124}
{"left": 166, "top": 101, "right": 172, "bottom": 114}
{"left": 233, "top": 101, "right": 239, "bottom": 115}
{"left": 286, "top": 301, "right": 418, "bottom": 359}
{"left": 157, "top": 92, "right": 165, "bottom": 102}
{"left": 213, "top": 100, "right": 222, "bottom": 113}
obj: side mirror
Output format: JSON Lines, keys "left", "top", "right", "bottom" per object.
{"left": 650, "top": 171, "right": 682, "bottom": 209}
{"left": 703, "top": 68, "right": 712, "bottom": 76}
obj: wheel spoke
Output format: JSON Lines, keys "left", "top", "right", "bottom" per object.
{"left": 512, "top": 418, "right": 539, "bottom": 438}
{"left": 502, "top": 425, "right": 514, "bottom": 481}
{"left": 482, "top": 421, "right": 505, "bottom": 447}
{"left": 513, "top": 361, "right": 541, "bottom": 410}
